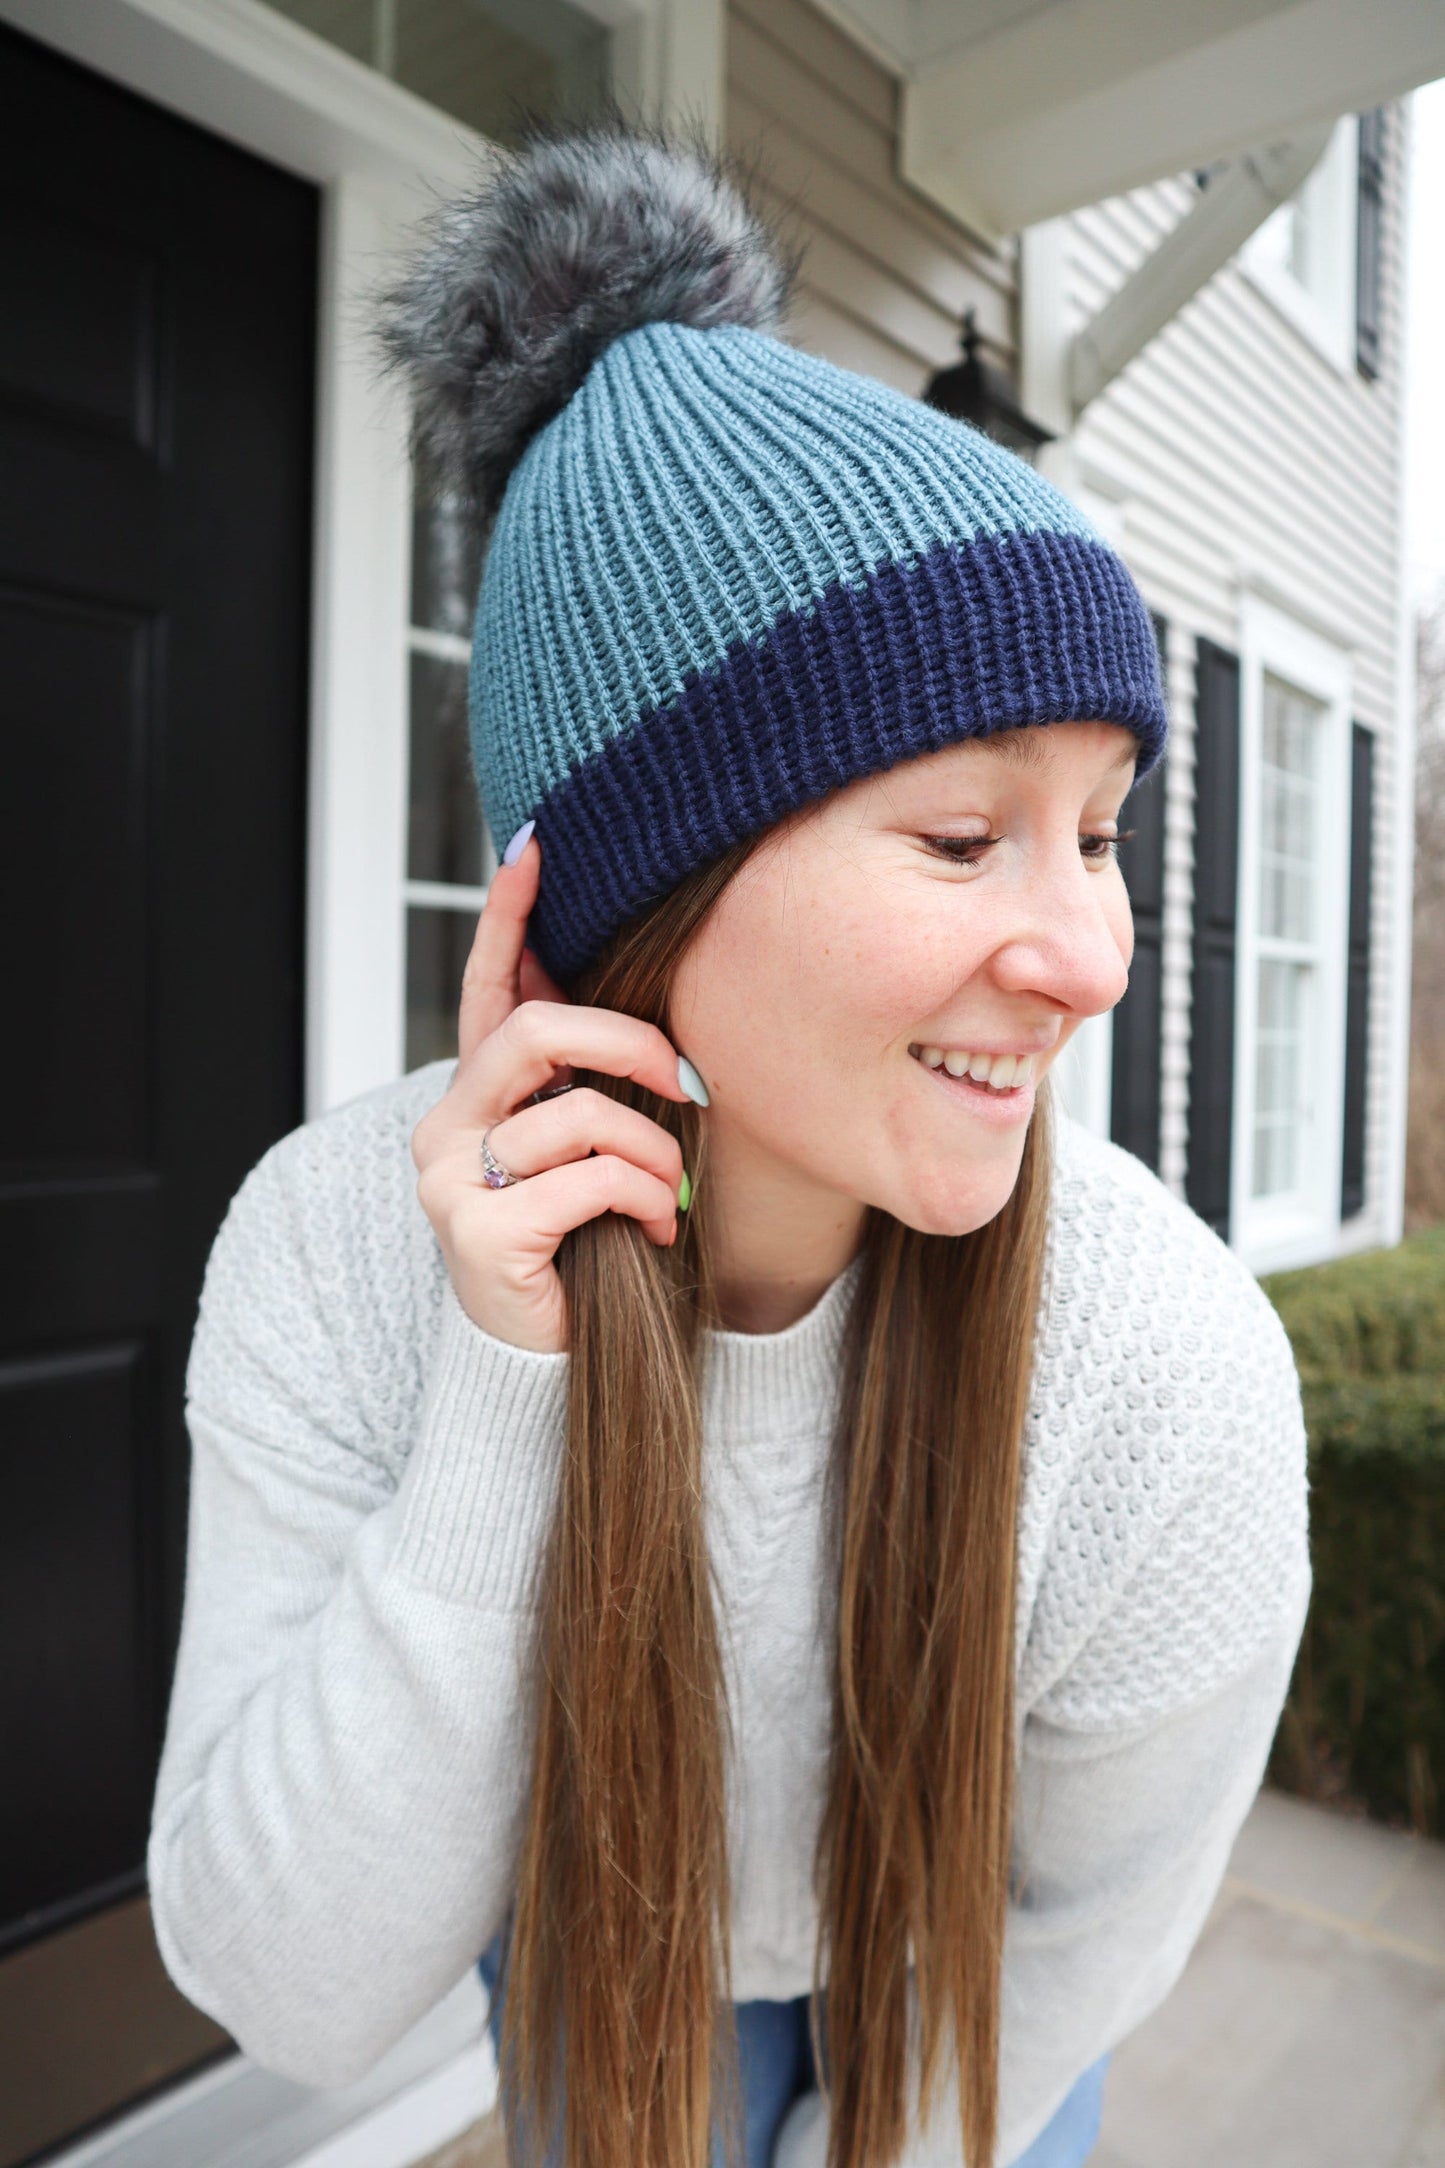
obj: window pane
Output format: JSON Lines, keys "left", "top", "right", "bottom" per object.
{"left": 1286, "top": 196, "right": 1315, "bottom": 290}
{"left": 261, "top": 0, "right": 610, "bottom": 147}
{"left": 1258, "top": 673, "right": 1324, "bottom": 943}
{"left": 395, "top": 0, "right": 608, "bottom": 143}
{"left": 264, "top": 0, "right": 371, "bottom": 62}
{"left": 1263, "top": 673, "right": 1321, "bottom": 778}
{"left": 408, "top": 651, "right": 488, "bottom": 886}
{"left": 411, "top": 465, "right": 483, "bottom": 638}
{"left": 1251, "top": 959, "right": 1308, "bottom": 1200}
{"left": 406, "top": 906, "right": 474, "bottom": 1069}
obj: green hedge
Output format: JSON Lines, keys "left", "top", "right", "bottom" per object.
{"left": 1262, "top": 1224, "right": 1445, "bottom": 1834}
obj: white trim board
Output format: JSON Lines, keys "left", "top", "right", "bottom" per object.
{"left": 44, "top": 1974, "right": 495, "bottom": 2168}
{"left": 1052, "top": 1011, "right": 1115, "bottom": 1141}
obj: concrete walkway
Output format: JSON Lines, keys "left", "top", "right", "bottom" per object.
{"left": 1095, "top": 1787, "right": 1445, "bottom": 2168}
{"left": 414, "top": 1789, "right": 1445, "bottom": 2168}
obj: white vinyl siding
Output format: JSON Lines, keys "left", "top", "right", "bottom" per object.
{"left": 725, "top": 0, "right": 1016, "bottom": 398}
{"left": 1061, "top": 101, "right": 1410, "bottom": 1258}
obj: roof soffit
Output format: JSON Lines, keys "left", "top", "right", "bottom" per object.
{"left": 807, "top": 0, "right": 1445, "bottom": 238}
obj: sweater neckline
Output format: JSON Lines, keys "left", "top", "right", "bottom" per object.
{"left": 700, "top": 1250, "right": 864, "bottom": 1442}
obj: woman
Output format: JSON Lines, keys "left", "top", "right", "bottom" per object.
{"left": 147, "top": 126, "right": 1311, "bottom": 2168}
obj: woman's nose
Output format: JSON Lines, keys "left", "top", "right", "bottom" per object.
{"left": 989, "top": 847, "right": 1133, "bottom": 1019}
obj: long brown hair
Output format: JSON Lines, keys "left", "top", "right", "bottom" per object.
{"left": 497, "top": 832, "right": 1053, "bottom": 2168}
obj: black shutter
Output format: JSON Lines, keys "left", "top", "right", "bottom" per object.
{"left": 1341, "top": 723, "right": 1375, "bottom": 1218}
{"left": 1356, "top": 108, "right": 1386, "bottom": 381}
{"left": 1185, "top": 638, "right": 1242, "bottom": 1238}
{"left": 1110, "top": 612, "right": 1168, "bottom": 1170}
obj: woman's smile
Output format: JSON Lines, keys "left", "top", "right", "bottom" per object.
{"left": 907, "top": 1041, "right": 1045, "bottom": 1125}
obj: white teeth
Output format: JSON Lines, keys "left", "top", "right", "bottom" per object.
{"left": 913, "top": 1046, "right": 1039, "bottom": 1091}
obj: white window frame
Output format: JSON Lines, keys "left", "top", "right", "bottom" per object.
{"left": 1231, "top": 593, "right": 1353, "bottom": 1274}
{"left": 1239, "top": 112, "right": 1360, "bottom": 376}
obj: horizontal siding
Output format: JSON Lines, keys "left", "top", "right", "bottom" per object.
{"left": 1066, "top": 104, "right": 1410, "bottom": 1231}
{"left": 726, "top": 0, "right": 1015, "bottom": 395}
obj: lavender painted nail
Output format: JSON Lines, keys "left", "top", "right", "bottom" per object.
{"left": 677, "top": 1055, "right": 710, "bottom": 1107}
{"left": 502, "top": 819, "right": 536, "bottom": 866}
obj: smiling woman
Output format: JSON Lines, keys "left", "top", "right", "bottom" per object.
{"left": 146, "top": 122, "right": 1311, "bottom": 2168}
{"left": 661, "top": 725, "right": 1139, "bottom": 1320}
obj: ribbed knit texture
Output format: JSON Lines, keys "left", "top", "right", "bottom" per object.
{"left": 470, "top": 324, "right": 1168, "bottom": 981}
{"left": 150, "top": 1061, "right": 1308, "bottom": 2164}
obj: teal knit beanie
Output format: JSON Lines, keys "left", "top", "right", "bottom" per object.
{"left": 379, "top": 123, "right": 1166, "bottom": 985}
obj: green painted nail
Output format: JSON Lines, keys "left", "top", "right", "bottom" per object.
{"left": 678, "top": 1168, "right": 692, "bottom": 1212}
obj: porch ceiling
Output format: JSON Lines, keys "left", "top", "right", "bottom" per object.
{"left": 813, "top": 0, "right": 1445, "bottom": 239}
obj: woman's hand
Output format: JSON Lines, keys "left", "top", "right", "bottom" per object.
{"left": 410, "top": 829, "right": 699, "bottom": 1355}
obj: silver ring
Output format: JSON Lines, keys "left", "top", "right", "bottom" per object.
{"left": 479, "top": 1129, "right": 521, "bottom": 1189}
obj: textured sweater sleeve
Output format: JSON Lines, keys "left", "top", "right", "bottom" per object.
{"left": 147, "top": 1122, "right": 569, "bottom": 2089}
{"left": 775, "top": 1152, "right": 1312, "bottom": 2168}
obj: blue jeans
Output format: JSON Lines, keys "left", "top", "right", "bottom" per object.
{"left": 477, "top": 1932, "right": 1107, "bottom": 2167}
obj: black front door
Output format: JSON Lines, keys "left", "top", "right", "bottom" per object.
{"left": 0, "top": 25, "right": 316, "bottom": 2161}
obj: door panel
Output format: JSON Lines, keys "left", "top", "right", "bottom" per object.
{"left": 5, "top": 591, "right": 156, "bottom": 1171}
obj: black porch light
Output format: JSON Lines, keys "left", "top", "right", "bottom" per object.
{"left": 922, "top": 308, "right": 1054, "bottom": 456}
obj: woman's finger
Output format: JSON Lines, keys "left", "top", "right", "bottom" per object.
{"left": 462, "top": 1152, "right": 680, "bottom": 1250}
{"left": 517, "top": 944, "right": 574, "bottom": 1098}
{"left": 456, "top": 832, "right": 540, "bottom": 1066}
{"left": 458, "top": 998, "right": 702, "bottom": 1126}
{"left": 474, "top": 1087, "right": 686, "bottom": 1195}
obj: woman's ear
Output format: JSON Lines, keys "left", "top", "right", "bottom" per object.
{"left": 519, "top": 945, "right": 571, "bottom": 1005}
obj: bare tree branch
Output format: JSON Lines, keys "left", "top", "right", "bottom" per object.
{"left": 1406, "top": 584, "right": 1445, "bottom": 1227}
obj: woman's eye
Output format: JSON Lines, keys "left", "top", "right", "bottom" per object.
{"left": 1080, "top": 833, "right": 1119, "bottom": 864}
{"left": 1080, "top": 826, "right": 1134, "bottom": 865}
{"left": 922, "top": 828, "right": 1134, "bottom": 867}
{"left": 922, "top": 834, "right": 999, "bottom": 865}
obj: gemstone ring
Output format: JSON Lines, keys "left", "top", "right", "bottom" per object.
{"left": 479, "top": 1129, "right": 521, "bottom": 1189}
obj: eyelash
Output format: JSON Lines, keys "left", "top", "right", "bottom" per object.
{"left": 923, "top": 829, "right": 1135, "bottom": 867}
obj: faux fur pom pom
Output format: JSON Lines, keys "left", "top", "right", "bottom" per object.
{"left": 375, "top": 119, "right": 796, "bottom": 536}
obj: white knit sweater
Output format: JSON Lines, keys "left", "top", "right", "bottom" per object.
{"left": 147, "top": 1058, "right": 1311, "bottom": 2166}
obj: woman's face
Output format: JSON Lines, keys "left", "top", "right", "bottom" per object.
{"left": 668, "top": 721, "right": 1138, "bottom": 1243}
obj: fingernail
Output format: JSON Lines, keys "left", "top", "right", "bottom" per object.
{"left": 678, "top": 1167, "right": 692, "bottom": 1212}
{"left": 677, "top": 1055, "right": 710, "bottom": 1107}
{"left": 502, "top": 819, "right": 535, "bottom": 867}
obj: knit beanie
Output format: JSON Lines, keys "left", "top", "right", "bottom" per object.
{"left": 379, "top": 123, "right": 1167, "bottom": 986}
